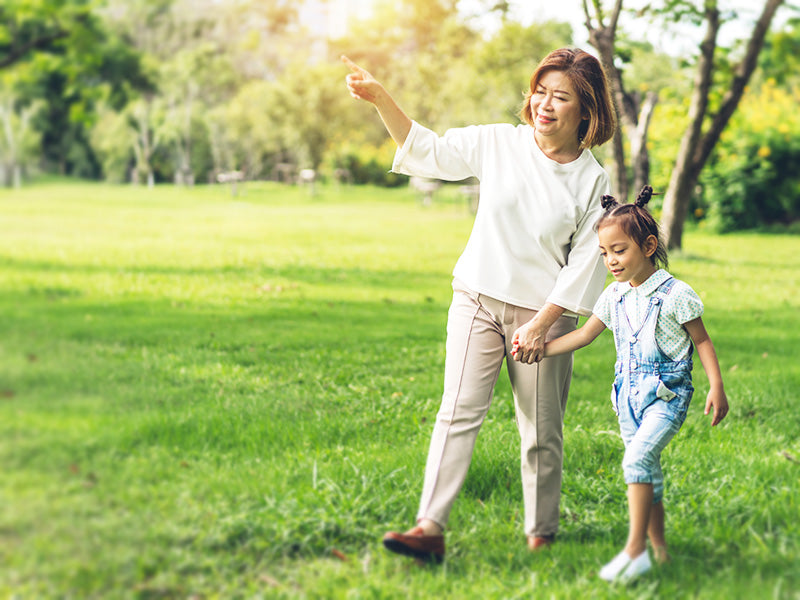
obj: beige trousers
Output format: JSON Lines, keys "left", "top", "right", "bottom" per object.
{"left": 417, "top": 280, "right": 576, "bottom": 537}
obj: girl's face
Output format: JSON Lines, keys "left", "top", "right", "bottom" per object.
{"left": 529, "top": 70, "right": 586, "bottom": 146}
{"left": 598, "top": 221, "right": 658, "bottom": 287}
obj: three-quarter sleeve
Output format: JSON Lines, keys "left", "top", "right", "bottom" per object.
{"left": 392, "top": 121, "right": 481, "bottom": 181}
{"left": 545, "top": 176, "right": 610, "bottom": 316}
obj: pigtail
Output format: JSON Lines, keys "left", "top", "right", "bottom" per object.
{"left": 635, "top": 185, "right": 653, "bottom": 207}
{"left": 597, "top": 184, "right": 669, "bottom": 270}
{"left": 601, "top": 194, "right": 618, "bottom": 210}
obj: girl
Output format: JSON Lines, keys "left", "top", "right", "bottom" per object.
{"left": 512, "top": 186, "right": 729, "bottom": 581}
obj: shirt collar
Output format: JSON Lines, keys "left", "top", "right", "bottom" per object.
{"left": 616, "top": 269, "right": 671, "bottom": 299}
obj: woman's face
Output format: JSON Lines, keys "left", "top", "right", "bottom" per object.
{"left": 528, "top": 70, "right": 586, "bottom": 145}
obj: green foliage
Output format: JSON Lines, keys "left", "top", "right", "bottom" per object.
{"left": 640, "top": 100, "right": 686, "bottom": 199}
{"left": 699, "top": 81, "right": 800, "bottom": 231}
{"left": 467, "top": 20, "right": 573, "bottom": 124}
{"left": 1, "top": 0, "right": 152, "bottom": 178}
{"left": 327, "top": 139, "right": 407, "bottom": 186}
{"left": 0, "top": 0, "right": 93, "bottom": 68}
{"left": 89, "top": 108, "right": 133, "bottom": 182}
{"left": 325, "top": 8, "right": 572, "bottom": 189}
{"left": 3, "top": 0, "right": 798, "bottom": 211}
{"left": 0, "top": 78, "right": 44, "bottom": 185}
{"left": 614, "top": 39, "right": 684, "bottom": 98}
{"left": 1, "top": 182, "right": 798, "bottom": 597}
{"left": 757, "top": 17, "right": 800, "bottom": 86}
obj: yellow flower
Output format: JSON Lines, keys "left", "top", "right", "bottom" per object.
{"left": 757, "top": 146, "right": 772, "bottom": 158}
{"left": 694, "top": 208, "right": 705, "bottom": 219}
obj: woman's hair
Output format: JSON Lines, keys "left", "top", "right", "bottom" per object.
{"left": 598, "top": 185, "right": 669, "bottom": 269}
{"left": 520, "top": 48, "right": 617, "bottom": 149}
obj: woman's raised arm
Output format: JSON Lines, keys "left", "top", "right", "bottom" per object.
{"left": 342, "top": 55, "right": 412, "bottom": 147}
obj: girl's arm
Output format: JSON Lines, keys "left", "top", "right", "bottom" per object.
{"left": 684, "top": 316, "right": 729, "bottom": 426}
{"left": 342, "top": 55, "right": 412, "bottom": 147}
{"left": 512, "top": 314, "right": 606, "bottom": 362}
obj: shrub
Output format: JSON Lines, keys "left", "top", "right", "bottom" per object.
{"left": 700, "top": 82, "right": 800, "bottom": 232}
{"left": 326, "top": 139, "right": 408, "bottom": 187}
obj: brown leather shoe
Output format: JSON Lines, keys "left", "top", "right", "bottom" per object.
{"left": 527, "top": 534, "right": 555, "bottom": 551}
{"left": 383, "top": 526, "right": 445, "bottom": 563}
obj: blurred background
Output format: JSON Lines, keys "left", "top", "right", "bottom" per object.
{"left": 1, "top": 0, "right": 799, "bottom": 234}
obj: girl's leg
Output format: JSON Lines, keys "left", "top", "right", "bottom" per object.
{"left": 648, "top": 501, "right": 670, "bottom": 563}
{"left": 619, "top": 402, "right": 681, "bottom": 557}
{"left": 599, "top": 480, "right": 655, "bottom": 581}
{"left": 625, "top": 483, "right": 654, "bottom": 557}
{"left": 599, "top": 395, "right": 680, "bottom": 579}
{"left": 415, "top": 286, "right": 505, "bottom": 531}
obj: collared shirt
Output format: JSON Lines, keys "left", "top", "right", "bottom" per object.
{"left": 392, "top": 120, "right": 610, "bottom": 316}
{"left": 593, "top": 269, "right": 704, "bottom": 360}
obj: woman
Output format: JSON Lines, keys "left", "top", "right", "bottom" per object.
{"left": 343, "top": 48, "right": 616, "bottom": 562}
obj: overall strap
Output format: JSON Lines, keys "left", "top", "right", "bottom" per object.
{"left": 637, "top": 277, "right": 676, "bottom": 338}
{"left": 655, "top": 276, "right": 696, "bottom": 360}
{"left": 653, "top": 276, "right": 677, "bottom": 297}
{"left": 621, "top": 276, "right": 676, "bottom": 355}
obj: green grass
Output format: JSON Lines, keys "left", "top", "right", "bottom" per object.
{"left": 1, "top": 180, "right": 799, "bottom": 599}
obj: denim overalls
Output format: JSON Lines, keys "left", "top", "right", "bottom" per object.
{"left": 609, "top": 277, "right": 694, "bottom": 504}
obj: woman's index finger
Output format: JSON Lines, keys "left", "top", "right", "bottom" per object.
{"left": 341, "top": 55, "right": 365, "bottom": 74}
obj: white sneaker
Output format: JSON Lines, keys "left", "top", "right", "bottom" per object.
{"left": 599, "top": 549, "right": 652, "bottom": 582}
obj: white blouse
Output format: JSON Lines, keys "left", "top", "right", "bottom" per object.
{"left": 392, "top": 120, "right": 610, "bottom": 316}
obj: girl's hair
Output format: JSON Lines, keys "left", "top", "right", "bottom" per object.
{"left": 520, "top": 48, "right": 617, "bottom": 149}
{"left": 598, "top": 185, "right": 669, "bottom": 269}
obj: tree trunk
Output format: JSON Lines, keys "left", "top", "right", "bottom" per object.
{"left": 584, "top": 0, "right": 659, "bottom": 202}
{"left": 609, "top": 127, "right": 628, "bottom": 201}
{"left": 661, "top": 0, "right": 785, "bottom": 249}
{"left": 630, "top": 91, "right": 657, "bottom": 195}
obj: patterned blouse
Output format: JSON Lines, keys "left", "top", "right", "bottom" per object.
{"left": 593, "top": 269, "right": 704, "bottom": 360}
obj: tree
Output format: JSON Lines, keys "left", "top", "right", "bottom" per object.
{"left": 128, "top": 96, "right": 165, "bottom": 187}
{"left": 101, "top": 0, "right": 299, "bottom": 183}
{"left": 660, "top": 0, "right": 786, "bottom": 249}
{"left": 90, "top": 107, "right": 135, "bottom": 183}
{"left": 0, "top": 81, "right": 43, "bottom": 187}
{"left": 1, "top": 0, "right": 151, "bottom": 177}
{"left": 0, "top": 0, "right": 92, "bottom": 69}
{"left": 583, "top": 0, "right": 662, "bottom": 201}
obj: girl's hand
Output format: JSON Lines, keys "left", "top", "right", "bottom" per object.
{"left": 685, "top": 317, "right": 729, "bottom": 427}
{"left": 704, "top": 387, "right": 729, "bottom": 426}
{"left": 342, "top": 55, "right": 384, "bottom": 104}
{"left": 511, "top": 320, "right": 549, "bottom": 364}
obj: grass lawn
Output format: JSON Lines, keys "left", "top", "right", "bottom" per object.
{"left": 1, "top": 179, "right": 798, "bottom": 599}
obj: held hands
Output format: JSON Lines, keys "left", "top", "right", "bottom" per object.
{"left": 511, "top": 321, "right": 548, "bottom": 364}
{"left": 342, "top": 55, "right": 384, "bottom": 104}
